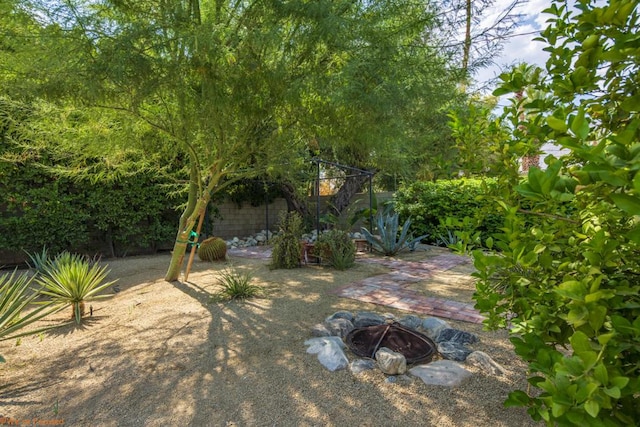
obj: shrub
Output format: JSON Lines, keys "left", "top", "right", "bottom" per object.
{"left": 313, "top": 230, "right": 356, "bottom": 270}
{"left": 37, "top": 253, "right": 117, "bottom": 324}
{"left": 269, "top": 211, "right": 303, "bottom": 269}
{"left": 394, "top": 178, "right": 501, "bottom": 244}
{"left": 213, "top": 267, "right": 260, "bottom": 301}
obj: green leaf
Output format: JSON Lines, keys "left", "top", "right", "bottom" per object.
{"left": 621, "top": 95, "right": 640, "bottom": 112}
{"left": 610, "top": 193, "right": 640, "bottom": 215}
{"left": 556, "top": 281, "right": 586, "bottom": 300}
{"left": 610, "top": 376, "right": 629, "bottom": 389}
{"left": 547, "top": 116, "right": 568, "bottom": 133}
{"left": 593, "top": 363, "right": 608, "bottom": 383}
{"left": 604, "top": 386, "right": 621, "bottom": 398}
{"left": 584, "top": 400, "right": 600, "bottom": 418}
{"left": 570, "top": 107, "right": 590, "bottom": 140}
{"left": 597, "top": 332, "right": 615, "bottom": 345}
{"left": 505, "top": 390, "right": 530, "bottom": 407}
{"left": 570, "top": 330, "right": 592, "bottom": 353}
{"left": 0, "top": 354, "right": 5, "bottom": 363}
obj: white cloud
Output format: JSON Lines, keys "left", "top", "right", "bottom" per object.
{"left": 472, "top": 0, "right": 552, "bottom": 90}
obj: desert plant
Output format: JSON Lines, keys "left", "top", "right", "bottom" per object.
{"left": 0, "top": 270, "right": 62, "bottom": 362}
{"left": 214, "top": 267, "right": 260, "bottom": 301}
{"left": 198, "top": 237, "right": 227, "bottom": 261}
{"left": 24, "top": 247, "right": 50, "bottom": 276}
{"left": 269, "top": 211, "right": 303, "bottom": 269}
{"left": 361, "top": 206, "right": 427, "bottom": 256}
{"left": 313, "top": 230, "right": 356, "bottom": 270}
{"left": 37, "top": 255, "right": 117, "bottom": 324}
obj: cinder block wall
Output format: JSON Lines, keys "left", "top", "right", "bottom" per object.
{"left": 210, "top": 192, "right": 394, "bottom": 239}
{"left": 211, "top": 198, "right": 289, "bottom": 239}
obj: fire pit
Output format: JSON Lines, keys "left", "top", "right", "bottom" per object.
{"left": 345, "top": 321, "right": 437, "bottom": 364}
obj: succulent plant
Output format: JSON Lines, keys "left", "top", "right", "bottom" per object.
{"left": 198, "top": 237, "right": 228, "bottom": 261}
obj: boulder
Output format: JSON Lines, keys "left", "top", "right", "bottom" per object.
{"left": 326, "top": 311, "right": 354, "bottom": 323}
{"left": 398, "top": 315, "right": 422, "bottom": 330}
{"left": 421, "top": 317, "right": 450, "bottom": 339}
{"left": 324, "top": 318, "right": 354, "bottom": 338}
{"left": 304, "top": 337, "right": 348, "bottom": 372}
{"left": 409, "top": 360, "right": 472, "bottom": 386}
{"left": 435, "top": 328, "right": 479, "bottom": 345}
{"left": 350, "top": 359, "right": 376, "bottom": 375}
{"left": 375, "top": 347, "right": 407, "bottom": 375}
{"left": 437, "top": 341, "right": 473, "bottom": 362}
{"left": 353, "top": 311, "right": 386, "bottom": 328}
{"left": 466, "top": 351, "right": 507, "bottom": 376}
{"left": 310, "top": 323, "right": 331, "bottom": 337}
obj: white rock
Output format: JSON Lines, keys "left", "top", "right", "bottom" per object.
{"left": 375, "top": 347, "right": 407, "bottom": 375}
{"left": 409, "top": 360, "right": 472, "bottom": 386}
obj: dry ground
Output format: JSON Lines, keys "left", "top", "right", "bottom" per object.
{"left": 0, "top": 249, "right": 541, "bottom": 426}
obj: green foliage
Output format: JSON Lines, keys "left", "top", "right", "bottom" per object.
{"left": 361, "top": 206, "right": 427, "bottom": 256}
{"left": 213, "top": 267, "right": 260, "bottom": 302}
{"left": 197, "top": 237, "right": 227, "bottom": 262}
{"left": 0, "top": 269, "right": 62, "bottom": 361}
{"left": 0, "top": 124, "right": 181, "bottom": 257}
{"left": 473, "top": 0, "right": 640, "bottom": 424}
{"left": 447, "top": 97, "right": 508, "bottom": 177}
{"left": 394, "top": 178, "right": 501, "bottom": 243}
{"left": 37, "top": 253, "right": 117, "bottom": 324}
{"left": 269, "top": 212, "right": 303, "bottom": 270}
{"left": 313, "top": 229, "right": 356, "bottom": 270}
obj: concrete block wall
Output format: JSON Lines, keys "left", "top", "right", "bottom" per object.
{"left": 209, "top": 192, "right": 395, "bottom": 239}
{"left": 211, "top": 198, "right": 289, "bottom": 239}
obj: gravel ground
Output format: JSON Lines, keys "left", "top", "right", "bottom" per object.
{"left": 0, "top": 252, "right": 541, "bottom": 426}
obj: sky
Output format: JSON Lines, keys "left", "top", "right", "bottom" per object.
{"left": 473, "top": 0, "right": 553, "bottom": 91}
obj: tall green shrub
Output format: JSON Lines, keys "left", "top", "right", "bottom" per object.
{"left": 394, "top": 178, "right": 501, "bottom": 243}
{"left": 473, "top": 0, "right": 640, "bottom": 424}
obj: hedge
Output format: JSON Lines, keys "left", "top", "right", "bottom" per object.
{"left": 394, "top": 178, "right": 502, "bottom": 244}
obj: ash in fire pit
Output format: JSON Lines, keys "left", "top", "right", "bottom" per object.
{"left": 346, "top": 322, "right": 436, "bottom": 364}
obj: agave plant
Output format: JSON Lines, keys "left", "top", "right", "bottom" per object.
{"left": 24, "top": 247, "right": 51, "bottom": 276}
{"left": 36, "top": 254, "right": 117, "bottom": 324}
{"left": 0, "top": 270, "right": 62, "bottom": 362}
{"left": 361, "top": 207, "right": 427, "bottom": 256}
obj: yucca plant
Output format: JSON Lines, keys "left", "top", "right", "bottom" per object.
{"left": 270, "top": 211, "right": 303, "bottom": 269}
{"left": 0, "top": 270, "right": 62, "bottom": 362}
{"left": 36, "top": 255, "right": 117, "bottom": 324}
{"left": 215, "top": 267, "right": 260, "bottom": 301}
{"left": 361, "top": 206, "right": 427, "bottom": 256}
{"left": 24, "top": 247, "right": 51, "bottom": 276}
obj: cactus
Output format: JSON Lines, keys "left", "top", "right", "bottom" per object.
{"left": 198, "top": 237, "right": 227, "bottom": 261}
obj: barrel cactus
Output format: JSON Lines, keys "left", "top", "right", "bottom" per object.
{"left": 198, "top": 237, "right": 227, "bottom": 261}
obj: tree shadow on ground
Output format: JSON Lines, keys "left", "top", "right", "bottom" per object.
{"left": 0, "top": 253, "right": 540, "bottom": 426}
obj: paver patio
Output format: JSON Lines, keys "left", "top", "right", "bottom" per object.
{"left": 229, "top": 246, "right": 485, "bottom": 324}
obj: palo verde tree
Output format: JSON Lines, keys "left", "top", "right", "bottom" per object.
{"left": 474, "top": 0, "right": 640, "bottom": 424}
{"left": 5, "top": 1, "right": 445, "bottom": 281}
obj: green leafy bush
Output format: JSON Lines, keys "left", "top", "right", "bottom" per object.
{"left": 0, "top": 139, "right": 181, "bottom": 259}
{"left": 313, "top": 229, "right": 356, "bottom": 270}
{"left": 269, "top": 211, "right": 303, "bottom": 270}
{"left": 37, "top": 253, "right": 117, "bottom": 324}
{"left": 394, "top": 178, "right": 501, "bottom": 245}
{"left": 472, "top": 1, "right": 640, "bottom": 424}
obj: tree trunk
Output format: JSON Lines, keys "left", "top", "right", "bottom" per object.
{"left": 165, "top": 161, "right": 226, "bottom": 282}
{"left": 329, "top": 173, "right": 370, "bottom": 216}
{"left": 279, "top": 181, "right": 312, "bottom": 218}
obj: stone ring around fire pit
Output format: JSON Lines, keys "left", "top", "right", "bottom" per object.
{"left": 345, "top": 321, "right": 437, "bottom": 364}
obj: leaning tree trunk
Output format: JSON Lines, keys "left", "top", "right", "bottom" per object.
{"left": 165, "top": 162, "right": 226, "bottom": 282}
{"left": 329, "top": 173, "right": 371, "bottom": 216}
{"left": 279, "top": 181, "right": 312, "bottom": 218}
